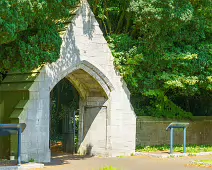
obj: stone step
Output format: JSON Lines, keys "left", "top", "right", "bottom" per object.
{"left": 0, "top": 71, "right": 38, "bottom": 92}
{"left": 15, "top": 100, "right": 28, "bottom": 109}
{"left": 2, "top": 73, "right": 38, "bottom": 84}
{"left": 0, "top": 82, "right": 33, "bottom": 92}
{"left": 10, "top": 109, "right": 23, "bottom": 119}
{"left": 10, "top": 100, "right": 28, "bottom": 121}
{"left": 0, "top": 94, "right": 3, "bottom": 104}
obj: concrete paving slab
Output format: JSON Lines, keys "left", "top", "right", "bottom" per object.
{"left": 41, "top": 153, "right": 212, "bottom": 170}
{"left": 0, "top": 163, "right": 44, "bottom": 170}
{"left": 135, "top": 151, "right": 212, "bottom": 158}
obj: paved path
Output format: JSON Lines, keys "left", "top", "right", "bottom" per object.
{"left": 43, "top": 154, "right": 212, "bottom": 170}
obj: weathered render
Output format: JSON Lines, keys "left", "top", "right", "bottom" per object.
{"left": 136, "top": 116, "right": 212, "bottom": 146}
{"left": 0, "top": 1, "right": 136, "bottom": 162}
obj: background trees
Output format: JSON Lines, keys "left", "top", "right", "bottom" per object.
{"left": 89, "top": 0, "right": 212, "bottom": 118}
{"left": 0, "top": 0, "right": 211, "bottom": 118}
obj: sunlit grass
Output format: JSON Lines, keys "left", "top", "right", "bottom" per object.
{"left": 136, "top": 144, "right": 212, "bottom": 153}
{"left": 200, "top": 160, "right": 212, "bottom": 164}
{"left": 191, "top": 160, "right": 212, "bottom": 167}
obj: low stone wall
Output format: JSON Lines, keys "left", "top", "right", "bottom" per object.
{"left": 136, "top": 116, "right": 212, "bottom": 146}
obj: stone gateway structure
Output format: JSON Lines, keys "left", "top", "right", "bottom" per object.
{"left": 0, "top": 1, "right": 136, "bottom": 162}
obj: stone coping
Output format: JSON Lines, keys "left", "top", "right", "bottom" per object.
{"left": 137, "top": 116, "right": 212, "bottom": 121}
{"left": 135, "top": 152, "right": 212, "bottom": 158}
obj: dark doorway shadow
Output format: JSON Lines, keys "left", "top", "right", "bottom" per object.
{"left": 50, "top": 78, "right": 79, "bottom": 154}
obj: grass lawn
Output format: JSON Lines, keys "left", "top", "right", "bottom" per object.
{"left": 200, "top": 160, "right": 212, "bottom": 164}
{"left": 136, "top": 145, "right": 212, "bottom": 153}
{"left": 191, "top": 160, "right": 212, "bottom": 167}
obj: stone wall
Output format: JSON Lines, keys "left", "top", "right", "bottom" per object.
{"left": 136, "top": 116, "right": 212, "bottom": 146}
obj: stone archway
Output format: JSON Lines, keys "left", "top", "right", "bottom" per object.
{"left": 0, "top": 0, "right": 136, "bottom": 162}
{"left": 21, "top": 58, "right": 136, "bottom": 162}
{"left": 48, "top": 61, "right": 114, "bottom": 157}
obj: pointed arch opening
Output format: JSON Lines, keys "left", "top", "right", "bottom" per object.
{"left": 49, "top": 62, "right": 112, "bottom": 156}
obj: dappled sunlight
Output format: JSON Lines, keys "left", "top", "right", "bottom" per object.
{"left": 164, "top": 76, "right": 199, "bottom": 89}
{"left": 163, "top": 53, "right": 199, "bottom": 61}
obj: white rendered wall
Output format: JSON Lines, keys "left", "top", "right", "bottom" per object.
{"left": 20, "top": 1, "right": 136, "bottom": 162}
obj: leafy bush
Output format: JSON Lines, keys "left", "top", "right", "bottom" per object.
{"left": 91, "top": 0, "right": 212, "bottom": 118}
{"left": 107, "top": 34, "right": 201, "bottom": 119}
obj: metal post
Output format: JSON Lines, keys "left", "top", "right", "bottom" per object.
{"left": 170, "top": 128, "right": 174, "bottom": 154}
{"left": 81, "top": 108, "right": 84, "bottom": 144}
{"left": 73, "top": 110, "right": 76, "bottom": 154}
{"left": 173, "top": 128, "right": 174, "bottom": 148}
{"left": 183, "top": 127, "right": 186, "bottom": 153}
{"left": 18, "top": 128, "right": 21, "bottom": 165}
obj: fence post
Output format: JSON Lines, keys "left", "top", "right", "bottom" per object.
{"left": 18, "top": 127, "right": 21, "bottom": 165}
{"left": 170, "top": 128, "right": 174, "bottom": 154}
{"left": 183, "top": 127, "right": 186, "bottom": 153}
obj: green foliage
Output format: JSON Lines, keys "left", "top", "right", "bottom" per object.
{"left": 29, "top": 158, "right": 35, "bottom": 163}
{"left": 130, "top": 0, "right": 195, "bottom": 49}
{"left": 1, "top": 0, "right": 211, "bottom": 118}
{"left": 0, "top": 0, "right": 79, "bottom": 74}
{"left": 88, "top": 0, "right": 131, "bottom": 34}
{"left": 108, "top": 31, "right": 212, "bottom": 117}
{"left": 107, "top": 34, "right": 201, "bottom": 118}
{"left": 192, "top": 160, "right": 212, "bottom": 167}
{"left": 99, "top": 166, "right": 119, "bottom": 170}
{"left": 199, "top": 160, "right": 212, "bottom": 164}
{"left": 93, "top": 0, "right": 212, "bottom": 118}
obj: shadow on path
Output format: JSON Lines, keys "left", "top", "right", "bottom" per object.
{"left": 43, "top": 154, "right": 212, "bottom": 170}
{"left": 44, "top": 153, "right": 93, "bottom": 166}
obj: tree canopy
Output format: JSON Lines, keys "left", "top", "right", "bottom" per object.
{"left": 0, "top": 0, "right": 79, "bottom": 74}
{"left": 89, "top": 0, "right": 212, "bottom": 118}
{"left": 0, "top": 0, "right": 211, "bottom": 118}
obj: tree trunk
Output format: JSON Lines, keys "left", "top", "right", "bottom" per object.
{"left": 125, "top": 11, "right": 132, "bottom": 33}
{"left": 105, "top": 10, "right": 112, "bottom": 34}
{"left": 115, "top": 11, "right": 125, "bottom": 34}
